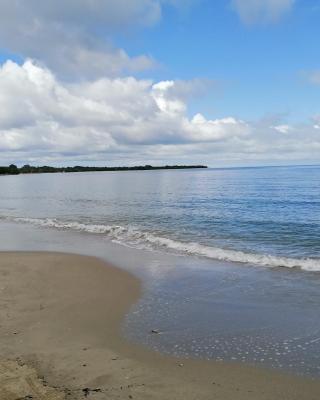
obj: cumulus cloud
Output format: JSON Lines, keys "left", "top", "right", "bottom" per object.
{"left": 0, "top": 60, "right": 247, "bottom": 152}
{"left": 0, "top": 60, "right": 319, "bottom": 166}
{"left": 0, "top": 0, "right": 171, "bottom": 79}
{"left": 0, "top": 0, "right": 316, "bottom": 167}
{"left": 231, "top": 0, "right": 294, "bottom": 25}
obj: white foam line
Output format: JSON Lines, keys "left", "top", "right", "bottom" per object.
{"left": 1, "top": 215, "right": 320, "bottom": 272}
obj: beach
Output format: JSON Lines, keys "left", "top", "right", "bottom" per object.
{"left": 1, "top": 0, "right": 320, "bottom": 397}
{"left": 1, "top": 251, "right": 320, "bottom": 400}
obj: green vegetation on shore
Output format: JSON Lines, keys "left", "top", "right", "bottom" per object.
{"left": 0, "top": 164, "right": 207, "bottom": 176}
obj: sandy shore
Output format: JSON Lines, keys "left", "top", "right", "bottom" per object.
{"left": 1, "top": 252, "right": 320, "bottom": 400}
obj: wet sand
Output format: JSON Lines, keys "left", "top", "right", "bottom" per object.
{"left": 0, "top": 252, "right": 319, "bottom": 399}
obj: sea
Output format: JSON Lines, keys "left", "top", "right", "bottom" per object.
{"left": 1, "top": 165, "right": 320, "bottom": 376}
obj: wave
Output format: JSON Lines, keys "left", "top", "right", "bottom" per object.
{"left": 2, "top": 216, "right": 320, "bottom": 272}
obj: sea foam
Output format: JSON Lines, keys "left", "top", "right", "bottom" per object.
{"left": 2, "top": 216, "right": 320, "bottom": 272}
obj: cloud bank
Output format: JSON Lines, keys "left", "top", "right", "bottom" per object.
{"left": 0, "top": 1, "right": 318, "bottom": 167}
{"left": 0, "top": 60, "right": 319, "bottom": 166}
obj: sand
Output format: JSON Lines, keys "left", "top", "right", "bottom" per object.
{"left": 0, "top": 251, "right": 319, "bottom": 400}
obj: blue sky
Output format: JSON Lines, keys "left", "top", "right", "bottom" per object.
{"left": 117, "top": 0, "right": 320, "bottom": 121}
{"left": 0, "top": 0, "right": 319, "bottom": 167}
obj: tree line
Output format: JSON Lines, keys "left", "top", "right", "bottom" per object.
{"left": 0, "top": 164, "right": 207, "bottom": 175}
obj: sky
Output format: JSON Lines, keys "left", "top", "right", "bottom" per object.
{"left": 0, "top": 0, "right": 320, "bottom": 167}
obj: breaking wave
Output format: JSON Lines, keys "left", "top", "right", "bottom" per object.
{"left": 2, "top": 216, "right": 320, "bottom": 272}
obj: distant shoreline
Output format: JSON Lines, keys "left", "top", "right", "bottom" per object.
{"left": 0, "top": 164, "right": 207, "bottom": 176}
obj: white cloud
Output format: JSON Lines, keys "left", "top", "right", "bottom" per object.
{"left": 0, "top": 0, "right": 316, "bottom": 167}
{"left": 0, "top": 0, "right": 170, "bottom": 79}
{"left": 273, "top": 124, "right": 291, "bottom": 134}
{"left": 0, "top": 60, "right": 319, "bottom": 166}
{"left": 0, "top": 60, "right": 246, "bottom": 151}
{"left": 231, "top": 0, "right": 294, "bottom": 25}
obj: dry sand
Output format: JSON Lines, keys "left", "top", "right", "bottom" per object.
{"left": 0, "top": 251, "right": 319, "bottom": 400}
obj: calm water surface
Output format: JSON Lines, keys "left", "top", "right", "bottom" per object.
{"left": 1, "top": 165, "right": 320, "bottom": 270}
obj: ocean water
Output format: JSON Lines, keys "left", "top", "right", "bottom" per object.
{"left": 1, "top": 165, "right": 320, "bottom": 271}
{"left": 1, "top": 165, "right": 320, "bottom": 376}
